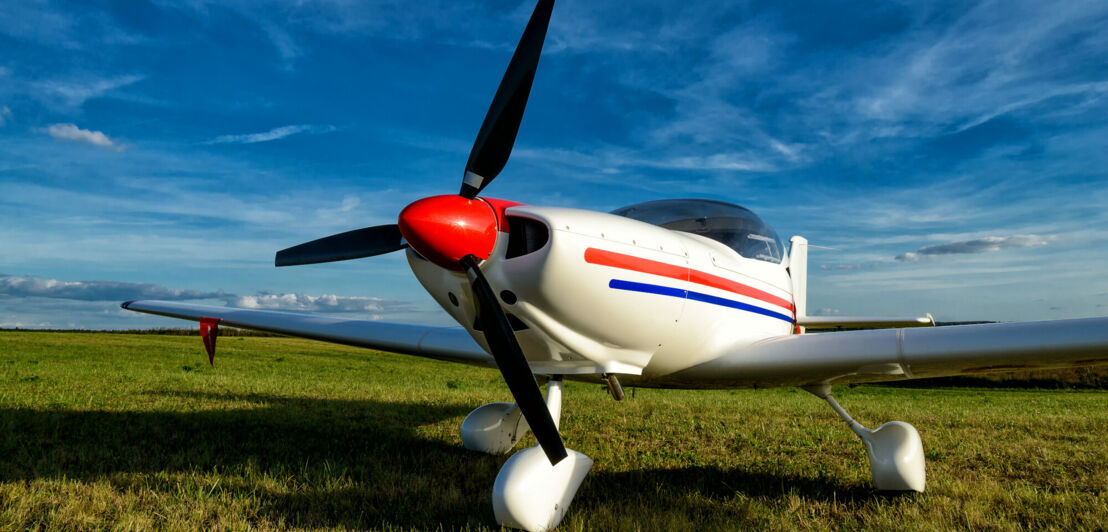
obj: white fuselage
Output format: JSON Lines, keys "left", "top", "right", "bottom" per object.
{"left": 408, "top": 205, "right": 796, "bottom": 386}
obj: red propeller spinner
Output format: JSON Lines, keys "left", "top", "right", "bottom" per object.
{"left": 397, "top": 195, "right": 499, "bottom": 270}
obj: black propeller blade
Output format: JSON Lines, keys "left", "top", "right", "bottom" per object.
{"left": 461, "top": 0, "right": 555, "bottom": 199}
{"left": 275, "top": 225, "right": 405, "bottom": 267}
{"left": 461, "top": 254, "right": 568, "bottom": 465}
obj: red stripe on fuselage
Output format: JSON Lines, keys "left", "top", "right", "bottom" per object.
{"left": 584, "top": 247, "right": 795, "bottom": 313}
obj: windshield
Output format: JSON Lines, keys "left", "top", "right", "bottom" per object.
{"left": 611, "top": 199, "right": 784, "bottom": 263}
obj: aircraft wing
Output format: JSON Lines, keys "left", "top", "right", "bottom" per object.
{"left": 667, "top": 317, "right": 1108, "bottom": 389}
{"left": 121, "top": 300, "right": 494, "bottom": 367}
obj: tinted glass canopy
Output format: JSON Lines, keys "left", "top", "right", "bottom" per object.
{"left": 611, "top": 199, "right": 785, "bottom": 263}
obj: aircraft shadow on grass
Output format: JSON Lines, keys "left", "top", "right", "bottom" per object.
{"left": 0, "top": 392, "right": 884, "bottom": 528}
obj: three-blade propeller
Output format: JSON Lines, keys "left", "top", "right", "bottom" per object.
{"left": 273, "top": 0, "right": 567, "bottom": 465}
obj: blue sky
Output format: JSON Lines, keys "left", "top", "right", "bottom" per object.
{"left": 2, "top": 0, "right": 1107, "bottom": 329}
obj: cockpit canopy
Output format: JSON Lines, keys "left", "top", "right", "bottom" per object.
{"left": 611, "top": 199, "right": 785, "bottom": 264}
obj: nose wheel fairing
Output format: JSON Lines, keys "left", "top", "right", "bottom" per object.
{"left": 473, "top": 379, "right": 593, "bottom": 532}
{"left": 494, "top": 446, "right": 593, "bottom": 531}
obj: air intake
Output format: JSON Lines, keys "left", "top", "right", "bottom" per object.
{"left": 505, "top": 217, "right": 549, "bottom": 259}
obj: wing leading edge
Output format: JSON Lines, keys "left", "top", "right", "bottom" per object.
{"left": 665, "top": 317, "right": 1108, "bottom": 389}
{"left": 121, "top": 300, "right": 493, "bottom": 367}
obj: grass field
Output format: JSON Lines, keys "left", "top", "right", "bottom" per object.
{"left": 1, "top": 331, "right": 1106, "bottom": 530}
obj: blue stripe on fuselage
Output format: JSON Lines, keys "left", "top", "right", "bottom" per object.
{"left": 609, "top": 279, "right": 794, "bottom": 323}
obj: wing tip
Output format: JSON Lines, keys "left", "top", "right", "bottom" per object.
{"left": 121, "top": 300, "right": 136, "bottom": 310}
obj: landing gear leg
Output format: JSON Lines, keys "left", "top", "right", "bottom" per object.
{"left": 803, "top": 384, "right": 925, "bottom": 492}
{"left": 493, "top": 377, "right": 593, "bottom": 531}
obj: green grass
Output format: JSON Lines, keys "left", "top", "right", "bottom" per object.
{"left": 1, "top": 331, "right": 1106, "bottom": 530}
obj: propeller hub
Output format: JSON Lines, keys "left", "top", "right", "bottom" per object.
{"left": 398, "top": 195, "right": 499, "bottom": 270}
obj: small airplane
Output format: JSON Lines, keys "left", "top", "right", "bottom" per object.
{"left": 122, "top": 1, "right": 1108, "bottom": 530}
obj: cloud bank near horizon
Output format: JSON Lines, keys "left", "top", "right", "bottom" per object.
{"left": 0, "top": 273, "right": 415, "bottom": 328}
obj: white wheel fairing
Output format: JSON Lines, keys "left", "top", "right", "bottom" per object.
{"left": 493, "top": 445, "right": 593, "bottom": 532}
{"left": 861, "top": 421, "right": 926, "bottom": 492}
{"left": 461, "top": 402, "right": 530, "bottom": 455}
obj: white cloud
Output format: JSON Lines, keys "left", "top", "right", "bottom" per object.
{"left": 0, "top": 274, "right": 221, "bottom": 301}
{"left": 260, "top": 21, "right": 302, "bottom": 70}
{"left": 0, "top": 320, "right": 53, "bottom": 328}
{"left": 315, "top": 194, "right": 361, "bottom": 221}
{"left": 339, "top": 195, "right": 359, "bottom": 212}
{"left": 0, "top": 3, "right": 144, "bottom": 49}
{"left": 205, "top": 124, "right": 337, "bottom": 144}
{"left": 820, "top": 263, "right": 871, "bottom": 271}
{"left": 32, "top": 74, "right": 144, "bottom": 109}
{"left": 534, "top": 0, "right": 1108, "bottom": 174}
{"left": 512, "top": 145, "right": 779, "bottom": 180}
{"left": 895, "top": 235, "right": 1053, "bottom": 262}
{"left": 41, "top": 123, "right": 122, "bottom": 151}
{"left": 0, "top": 105, "right": 10, "bottom": 125}
{"left": 645, "top": 153, "right": 778, "bottom": 172}
{"left": 230, "top": 293, "right": 402, "bottom": 313}
{"left": 0, "top": 3, "right": 75, "bottom": 46}
{"left": 814, "top": 1, "right": 1108, "bottom": 141}
{"left": 0, "top": 273, "right": 413, "bottom": 316}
